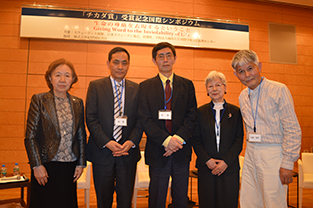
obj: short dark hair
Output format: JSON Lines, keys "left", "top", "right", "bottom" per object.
{"left": 108, "top": 47, "right": 130, "bottom": 62}
{"left": 45, "top": 58, "right": 78, "bottom": 90}
{"left": 152, "top": 42, "right": 176, "bottom": 60}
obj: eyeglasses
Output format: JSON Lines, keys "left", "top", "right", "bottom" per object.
{"left": 207, "top": 83, "right": 224, "bottom": 90}
{"left": 156, "top": 53, "right": 173, "bottom": 60}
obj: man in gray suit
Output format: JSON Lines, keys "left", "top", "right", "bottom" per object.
{"left": 86, "top": 47, "right": 143, "bottom": 208}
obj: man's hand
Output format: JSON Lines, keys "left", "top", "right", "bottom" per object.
{"left": 167, "top": 137, "right": 183, "bottom": 152}
{"left": 163, "top": 147, "right": 173, "bottom": 157}
{"left": 113, "top": 140, "right": 134, "bottom": 157}
{"left": 34, "top": 165, "right": 49, "bottom": 186}
{"left": 105, "top": 140, "right": 123, "bottom": 154}
{"left": 279, "top": 167, "right": 293, "bottom": 185}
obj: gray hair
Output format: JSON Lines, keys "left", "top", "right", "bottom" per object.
{"left": 231, "top": 50, "right": 259, "bottom": 71}
{"left": 205, "top": 71, "right": 227, "bottom": 87}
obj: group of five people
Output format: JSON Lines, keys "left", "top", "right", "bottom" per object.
{"left": 24, "top": 41, "right": 301, "bottom": 208}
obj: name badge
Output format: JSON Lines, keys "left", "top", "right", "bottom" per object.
{"left": 248, "top": 133, "right": 261, "bottom": 143}
{"left": 115, "top": 116, "right": 128, "bottom": 126}
{"left": 158, "top": 109, "right": 172, "bottom": 120}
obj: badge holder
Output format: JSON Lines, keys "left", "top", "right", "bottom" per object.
{"left": 248, "top": 132, "right": 261, "bottom": 143}
{"left": 158, "top": 109, "right": 172, "bottom": 120}
{"left": 115, "top": 115, "right": 128, "bottom": 126}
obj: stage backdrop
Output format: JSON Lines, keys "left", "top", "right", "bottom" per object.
{"left": 20, "top": 6, "right": 249, "bottom": 50}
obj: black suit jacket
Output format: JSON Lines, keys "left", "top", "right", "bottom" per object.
{"left": 24, "top": 90, "right": 86, "bottom": 168}
{"left": 86, "top": 77, "right": 143, "bottom": 166}
{"left": 192, "top": 101, "right": 243, "bottom": 173}
{"left": 138, "top": 74, "right": 197, "bottom": 168}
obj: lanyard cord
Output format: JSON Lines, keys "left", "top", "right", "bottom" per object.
{"left": 248, "top": 77, "right": 263, "bottom": 133}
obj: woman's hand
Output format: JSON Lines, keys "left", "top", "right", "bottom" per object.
{"left": 206, "top": 158, "right": 218, "bottom": 170}
{"left": 73, "top": 166, "right": 84, "bottom": 182}
{"left": 211, "top": 160, "right": 228, "bottom": 176}
{"left": 34, "top": 165, "right": 49, "bottom": 186}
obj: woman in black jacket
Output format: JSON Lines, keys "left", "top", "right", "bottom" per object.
{"left": 192, "top": 70, "right": 243, "bottom": 208}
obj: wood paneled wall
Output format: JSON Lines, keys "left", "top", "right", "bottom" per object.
{"left": 0, "top": 0, "right": 312, "bottom": 175}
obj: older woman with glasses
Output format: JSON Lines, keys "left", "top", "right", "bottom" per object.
{"left": 24, "top": 58, "right": 86, "bottom": 208}
{"left": 192, "top": 70, "right": 243, "bottom": 208}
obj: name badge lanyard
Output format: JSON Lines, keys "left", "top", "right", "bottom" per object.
{"left": 113, "top": 79, "right": 124, "bottom": 116}
{"left": 162, "top": 81, "right": 173, "bottom": 110}
{"left": 248, "top": 77, "right": 263, "bottom": 133}
{"left": 212, "top": 103, "right": 226, "bottom": 136}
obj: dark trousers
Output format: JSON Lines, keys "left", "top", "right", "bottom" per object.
{"left": 198, "top": 166, "right": 239, "bottom": 208}
{"left": 92, "top": 157, "right": 137, "bottom": 208}
{"left": 29, "top": 161, "right": 77, "bottom": 208}
{"left": 148, "top": 156, "right": 189, "bottom": 208}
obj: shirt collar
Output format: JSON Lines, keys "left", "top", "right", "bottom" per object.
{"left": 249, "top": 77, "right": 266, "bottom": 98}
{"left": 213, "top": 101, "right": 225, "bottom": 110}
{"left": 158, "top": 72, "right": 173, "bottom": 85}
{"left": 110, "top": 76, "right": 125, "bottom": 86}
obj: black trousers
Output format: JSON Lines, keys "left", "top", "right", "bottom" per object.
{"left": 92, "top": 157, "right": 137, "bottom": 208}
{"left": 198, "top": 166, "right": 239, "bottom": 208}
{"left": 29, "top": 161, "right": 77, "bottom": 208}
{"left": 148, "top": 156, "right": 190, "bottom": 208}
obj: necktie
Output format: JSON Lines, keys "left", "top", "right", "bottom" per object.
{"left": 113, "top": 83, "right": 122, "bottom": 142}
{"left": 165, "top": 79, "right": 172, "bottom": 133}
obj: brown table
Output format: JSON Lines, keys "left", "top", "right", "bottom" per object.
{"left": 0, "top": 177, "right": 30, "bottom": 208}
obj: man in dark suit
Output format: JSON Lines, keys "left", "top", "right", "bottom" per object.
{"left": 86, "top": 47, "right": 143, "bottom": 208}
{"left": 138, "top": 42, "right": 197, "bottom": 208}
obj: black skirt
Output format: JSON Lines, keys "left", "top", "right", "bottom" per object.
{"left": 29, "top": 161, "right": 78, "bottom": 208}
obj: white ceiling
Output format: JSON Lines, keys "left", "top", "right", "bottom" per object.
{"left": 264, "top": 0, "right": 313, "bottom": 7}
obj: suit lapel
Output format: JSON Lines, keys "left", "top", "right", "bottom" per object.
{"left": 69, "top": 94, "right": 79, "bottom": 138}
{"left": 154, "top": 75, "right": 165, "bottom": 107}
{"left": 171, "top": 74, "right": 179, "bottom": 110}
{"left": 102, "top": 77, "right": 114, "bottom": 111}
{"left": 42, "top": 91, "right": 60, "bottom": 133}
{"left": 219, "top": 101, "right": 228, "bottom": 131}
{"left": 124, "top": 79, "right": 133, "bottom": 115}
{"left": 208, "top": 102, "right": 217, "bottom": 143}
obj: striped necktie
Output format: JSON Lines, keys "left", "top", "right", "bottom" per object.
{"left": 113, "top": 83, "right": 122, "bottom": 142}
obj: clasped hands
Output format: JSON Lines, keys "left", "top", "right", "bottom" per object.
{"left": 206, "top": 158, "right": 228, "bottom": 176}
{"left": 163, "top": 136, "right": 183, "bottom": 157}
{"left": 106, "top": 140, "right": 134, "bottom": 157}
